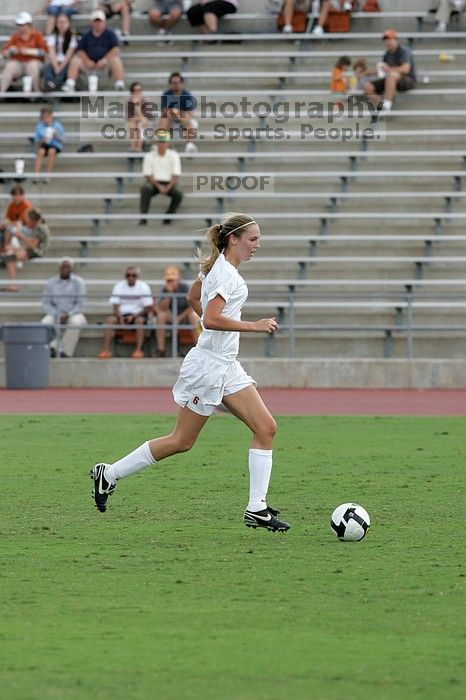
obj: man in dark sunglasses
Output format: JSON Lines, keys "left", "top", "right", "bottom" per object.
{"left": 98, "top": 265, "right": 153, "bottom": 358}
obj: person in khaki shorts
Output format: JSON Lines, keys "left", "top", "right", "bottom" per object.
{"left": 90, "top": 212, "right": 291, "bottom": 534}
{"left": 1, "top": 12, "right": 47, "bottom": 93}
{"left": 61, "top": 9, "right": 125, "bottom": 92}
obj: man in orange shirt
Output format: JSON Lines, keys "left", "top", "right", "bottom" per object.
{"left": 1, "top": 12, "right": 47, "bottom": 93}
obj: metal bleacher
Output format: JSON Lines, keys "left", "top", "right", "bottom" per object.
{"left": 0, "top": 4, "right": 465, "bottom": 359}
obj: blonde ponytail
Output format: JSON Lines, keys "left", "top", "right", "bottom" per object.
{"left": 197, "top": 212, "right": 256, "bottom": 276}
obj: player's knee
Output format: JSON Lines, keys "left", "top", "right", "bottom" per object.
{"left": 173, "top": 434, "right": 196, "bottom": 453}
{"left": 257, "top": 416, "right": 277, "bottom": 442}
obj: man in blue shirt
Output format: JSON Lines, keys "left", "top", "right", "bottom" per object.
{"left": 364, "top": 29, "right": 416, "bottom": 115}
{"left": 62, "top": 9, "right": 125, "bottom": 92}
{"left": 159, "top": 72, "right": 198, "bottom": 154}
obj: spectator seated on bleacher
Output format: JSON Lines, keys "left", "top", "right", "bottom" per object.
{"left": 159, "top": 72, "right": 198, "bottom": 154}
{"left": 43, "top": 0, "right": 82, "bottom": 36}
{"left": 139, "top": 129, "right": 183, "bottom": 226}
{"left": 0, "top": 185, "right": 32, "bottom": 262}
{"left": 42, "top": 11, "right": 78, "bottom": 91}
{"left": 61, "top": 9, "right": 125, "bottom": 93}
{"left": 98, "top": 265, "right": 154, "bottom": 359}
{"left": 153, "top": 265, "right": 198, "bottom": 357}
{"left": 311, "top": 0, "right": 355, "bottom": 36}
{"left": 186, "top": 0, "right": 239, "bottom": 34}
{"left": 32, "top": 107, "right": 66, "bottom": 184}
{"left": 353, "top": 57, "right": 375, "bottom": 92}
{"left": 99, "top": 0, "right": 134, "bottom": 44}
{"left": 363, "top": 29, "right": 416, "bottom": 116}
{"left": 41, "top": 257, "right": 87, "bottom": 358}
{"left": 433, "top": 0, "right": 466, "bottom": 32}
{"left": 127, "top": 81, "right": 154, "bottom": 152}
{"left": 0, "top": 208, "right": 50, "bottom": 292}
{"left": 148, "top": 1, "right": 184, "bottom": 38}
{"left": 2, "top": 185, "right": 32, "bottom": 232}
{"left": 279, "top": 0, "right": 310, "bottom": 34}
{"left": 1, "top": 12, "right": 47, "bottom": 94}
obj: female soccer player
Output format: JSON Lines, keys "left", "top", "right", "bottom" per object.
{"left": 90, "top": 212, "right": 290, "bottom": 532}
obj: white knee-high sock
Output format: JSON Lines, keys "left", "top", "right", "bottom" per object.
{"left": 247, "top": 448, "right": 273, "bottom": 512}
{"left": 105, "top": 441, "right": 155, "bottom": 482}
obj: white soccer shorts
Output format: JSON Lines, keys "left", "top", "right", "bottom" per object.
{"left": 172, "top": 346, "right": 256, "bottom": 416}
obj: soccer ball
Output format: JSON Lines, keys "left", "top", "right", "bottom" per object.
{"left": 330, "top": 503, "right": 370, "bottom": 542}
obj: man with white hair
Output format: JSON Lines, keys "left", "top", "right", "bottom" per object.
{"left": 41, "top": 258, "right": 87, "bottom": 358}
{"left": 434, "top": 0, "right": 466, "bottom": 32}
{"left": 1, "top": 12, "right": 47, "bottom": 93}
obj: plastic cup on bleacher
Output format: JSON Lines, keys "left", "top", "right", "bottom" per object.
{"left": 88, "top": 75, "right": 99, "bottom": 94}
{"left": 14, "top": 158, "right": 25, "bottom": 175}
{"left": 22, "top": 75, "right": 32, "bottom": 93}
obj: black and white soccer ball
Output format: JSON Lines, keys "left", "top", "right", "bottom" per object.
{"left": 330, "top": 503, "right": 370, "bottom": 542}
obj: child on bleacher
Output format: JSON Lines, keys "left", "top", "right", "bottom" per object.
{"left": 329, "top": 55, "right": 351, "bottom": 117}
{"left": 352, "top": 57, "right": 375, "bottom": 92}
{"left": 330, "top": 54, "right": 351, "bottom": 93}
{"left": 32, "top": 107, "right": 66, "bottom": 183}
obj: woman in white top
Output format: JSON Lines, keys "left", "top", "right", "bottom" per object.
{"left": 91, "top": 212, "right": 291, "bottom": 532}
{"left": 42, "top": 13, "right": 78, "bottom": 90}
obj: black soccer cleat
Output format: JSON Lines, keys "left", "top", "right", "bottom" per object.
{"left": 90, "top": 463, "right": 116, "bottom": 513}
{"left": 243, "top": 507, "right": 290, "bottom": 532}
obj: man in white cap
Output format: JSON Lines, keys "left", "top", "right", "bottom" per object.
{"left": 62, "top": 9, "right": 125, "bottom": 92}
{"left": 1, "top": 12, "right": 47, "bottom": 93}
{"left": 41, "top": 258, "right": 87, "bottom": 358}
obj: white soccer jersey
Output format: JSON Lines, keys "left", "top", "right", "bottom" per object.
{"left": 197, "top": 253, "right": 248, "bottom": 361}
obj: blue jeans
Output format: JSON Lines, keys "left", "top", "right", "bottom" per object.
{"left": 42, "top": 62, "right": 69, "bottom": 89}
{"left": 47, "top": 6, "right": 78, "bottom": 17}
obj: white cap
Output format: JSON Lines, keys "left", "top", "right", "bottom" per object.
{"left": 16, "top": 11, "right": 32, "bottom": 25}
{"left": 91, "top": 9, "right": 106, "bottom": 21}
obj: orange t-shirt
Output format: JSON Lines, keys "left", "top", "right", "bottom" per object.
{"left": 330, "top": 67, "right": 347, "bottom": 93}
{"left": 2, "top": 29, "right": 47, "bottom": 62}
{"left": 5, "top": 199, "right": 32, "bottom": 224}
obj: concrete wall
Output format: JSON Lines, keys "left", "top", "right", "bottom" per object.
{"left": 2, "top": 358, "right": 465, "bottom": 388}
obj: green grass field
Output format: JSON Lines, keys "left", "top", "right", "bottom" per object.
{"left": 1, "top": 414, "right": 465, "bottom": 700}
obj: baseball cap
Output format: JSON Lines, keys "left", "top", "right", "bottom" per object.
{"left": 382, "top": 29, "right": 398, "bottom": 40}
{"left": 155, "top": 129, "right": 171, "bottom": 142}
{"left": 91, "top": 9, "right": 106, "bottom": 21}
{"left": 164, "top": 265, "right": 180, "bottom": 281}
{"left": 15, "top": 11, "right": 32, "bottom": 25}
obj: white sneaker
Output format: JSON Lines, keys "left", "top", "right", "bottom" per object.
{"left": 378, "top": 100, "right": 392, "bottom": 117}
{"left": 282, "top": 24, "right": 293, "bottom": 33}
{"left": 343, "top": 1, "right": 352, "bottom": 10}
{"left": 436, "top": 21, "right": 447, "bottom": 32}
{"left": 114, "top": 80, "right": 126, "bottom": 91}
{"left": 312, "top": 24, "right": 324, "bottom": 36}
{"left": 185, "top": 142, "right": 198, "bottom": 154}
{"left": 158, "top": 28, "right": 166, "bottom": 35}
{"left": 61, "top": 80, "right": 75, "bottom": 93}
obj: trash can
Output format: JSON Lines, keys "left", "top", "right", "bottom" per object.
{"left": 1, "top": 323, "right": 54, "bottom": 389}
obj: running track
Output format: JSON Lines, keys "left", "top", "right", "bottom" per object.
{"left": 1, "top": 388, "right": 465, "bottom": 415}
